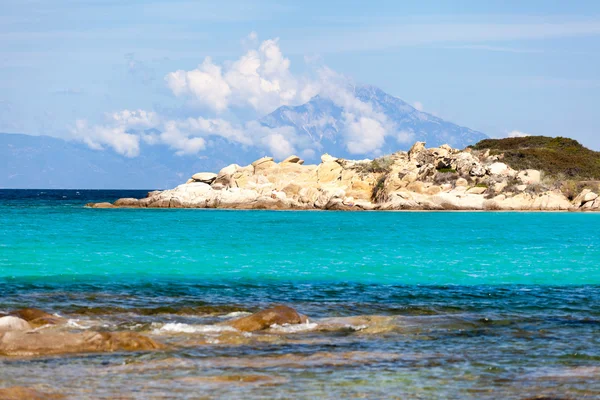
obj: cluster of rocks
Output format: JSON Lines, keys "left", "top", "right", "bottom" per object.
{"left": 88, "top": 142, "right": 600, "bottom": 211}
{"left": 0, "top": 306, "right": 310, "bottom": 358}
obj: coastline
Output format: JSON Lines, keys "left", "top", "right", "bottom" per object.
{"left": 87, "top": 141, "right": 600, "bottom": 213}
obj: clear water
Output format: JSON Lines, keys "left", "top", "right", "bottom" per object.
{"left": 1, "top": 190, "right": 599, "bottom": 399}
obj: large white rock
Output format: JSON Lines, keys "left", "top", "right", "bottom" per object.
{"left": 487, "top": 162, "right": 511, "bottom": 176}
{"left": 517, "top": 169, "right": 541, "bottom": 185}
{"left": 0, "top": 316, "right": 31, "bottom": 332}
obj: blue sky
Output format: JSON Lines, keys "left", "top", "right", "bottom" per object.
{"left": 1, "top": 0, "right": 600, "bottom": 153}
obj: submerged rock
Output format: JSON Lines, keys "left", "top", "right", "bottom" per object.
{"left": 225, "top": 305, "right": 308, "bottom": 332}
{"left": 0, "top": 331, "right": 164, "bottom": 357}
{"left": 0, "top": 387, "right": 65, "bottom": 400}
{"left": 9, "top": 308, "right": 64, "bottom": 328}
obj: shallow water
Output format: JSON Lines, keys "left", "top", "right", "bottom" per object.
{"left": 1, "top": 190, "right": 599, "bottom": 399}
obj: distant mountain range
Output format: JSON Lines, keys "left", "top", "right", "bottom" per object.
{"left": 260, "top": 85, "right": 487, "bottom": 157}
{"left": 1, "top": 85, "right": 487, "bottom": 189}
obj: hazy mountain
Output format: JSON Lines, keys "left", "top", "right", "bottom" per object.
{"left": 1, "top": 85, "right": 488, "bottom": 189}
{"left": 0, "top": 133, "right": 258, "bottom": 189}
{"left": 261, "top": 85, "right": 487, "bottom": 158}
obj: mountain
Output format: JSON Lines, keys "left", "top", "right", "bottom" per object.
{"left": 0, "top": 133, "right": 259, "bottom": 189}
{"left": 1, "top": 85, "right": 488, "bottom": 189}
{"left": 261, "top": 85, "right": 487, "bottom": 158}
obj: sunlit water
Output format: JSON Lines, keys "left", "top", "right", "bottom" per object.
{"left": 1, "top": 190, "right": 599, "bottom": 399}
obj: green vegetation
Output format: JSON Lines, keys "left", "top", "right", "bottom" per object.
{"left": 371, "top": 175, "right": 387, "bottom": 203}
{"left": 355, "top": 156, "right": 394, "bottom": 175}
{"left": 471, "top": 136, "right": 600, "bottom": 180}
{"left": 475, "top": 183, "right": 488, "bottom": 188}
{"left": 436, "top": 167, "right": 457, "bottom": 173}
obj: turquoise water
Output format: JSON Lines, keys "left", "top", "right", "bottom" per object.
{"left": 1, "top": 190, "right": 599, "bottom": 399}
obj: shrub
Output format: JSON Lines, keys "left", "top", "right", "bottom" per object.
{"left": 354, "top": 156, "right": 394, "bottom": 175}
{"left": 471, "top": 136, "right": 600, "bottom": 180}
{"left": 436, "top": 167, "right": 457, "bottom": 173}
{"left": 371, "top": 175, "right": 388, "bottom": 203}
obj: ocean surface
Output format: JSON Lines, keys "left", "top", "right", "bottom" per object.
{"left": 1, "top": 189, "right": 599, "bottom": 399}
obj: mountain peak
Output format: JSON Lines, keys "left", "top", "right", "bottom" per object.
{"left": 261, "top": 85, "right": 487, "bottom": 158}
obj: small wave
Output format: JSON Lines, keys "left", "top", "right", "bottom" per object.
{"left": 153, "top": 323, "right": 237, "bottom": 334}
{"left": 66, "top": 319, "right": 92, "bottom": 329}
{"left": 218, "top": 311, "right": 252, "bottom": 319}
{"left": 269, "top": 322, "right": 319, "bottom": 333}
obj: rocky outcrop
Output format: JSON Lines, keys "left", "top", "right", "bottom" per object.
{"left": 0, "top": 316, "right": 31, "bottom": 332}
{"left": 88, "top": 142, "right": 600, "bottom": 212}
{"left": 0, "top": 387, "right": 65, "bottom": 400}
{"left": 224, "top": 305, "right": 308, "bottom": 332}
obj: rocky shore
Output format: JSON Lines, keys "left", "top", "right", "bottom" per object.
{"left": 88, "top": 140, "right": 600, "bottom": 212}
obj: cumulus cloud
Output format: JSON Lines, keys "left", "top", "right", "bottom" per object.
{"left": 72, "top": 34, "right": 405, "bottom": 159}
{"left": 507, "top": 130, "right": 531, "bottom": 138}
{"left": 70, "top": 119, "right": 141, "bottom": 157}
{"left": 413, "top": 101, "right": 423, "bottom": 111}
{"left": 165, "top": 38, "right": 318, "bottom": 114}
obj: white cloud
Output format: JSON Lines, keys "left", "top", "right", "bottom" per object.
{"left": 507, "top": 130, "right": 531, "bottom": 138}
{"left": 413, "top": 101, "right": 423, "bottom": 111}
{"left": 70, "top": 119, "right": 140, "bottom": 157}
{"left": 396, "top": 130, "right": 416, "bottom": 144}
{"left": 342, "top": 112, "right": 387, "bottom": 154}
{"left": 71, "top": 34, "right": 410, "bottom": 158}
{"left": 165, "top": 38, "right": 318, "bottom": 114}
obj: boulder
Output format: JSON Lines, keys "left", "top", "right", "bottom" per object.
{"left": 224, "top": 305, "right": 308, "bottom": 332}
{"left": 9, "top": 309, "right": 64, "bottom": 328}
{"left": 572, "top": 189, "right": 599, "bottom": 208}
{"left": 86, "top": 202, "right": 115, "bottom": 209}
{"left": 0, "top": 330, "right": 164, "bottom": 357}
{"left": 191, "top": 172, "right": 217, "bottom": 184}
{"left": 517, "top": 169, "right": 541, "bottom": 185}
{"left": 487, "top": 162, "right": 511, "bottom": 176}
{"left": 281, "top": 155, "right": 304, "bottom": 164}
{"left": 113, "top": 198, "right": 139, "bottom": 207}
{"left": 320, "top": 154, "right": 338, "bottom": 163}
{"left": 0, "top": 316, "right": 31, "bottom": 332}
{"left": 455, "top": 178, "right": 469, "bottom": 187}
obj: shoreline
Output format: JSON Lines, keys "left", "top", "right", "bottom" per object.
{"left": 85, "top": 141, "right": 600, "bottom": 213}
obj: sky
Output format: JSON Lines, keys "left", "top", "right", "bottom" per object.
{"left": 1, "top": 0, "right": 600, "bottom": 157}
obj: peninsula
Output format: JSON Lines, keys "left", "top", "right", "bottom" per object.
{"left": 89, "top": 136, "right": 600, "bottom": 212}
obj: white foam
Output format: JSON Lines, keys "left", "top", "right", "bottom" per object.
{"left": 66, "top": 319, "right": 92, "bottom": 329}
{"left": 269, "top": 322, "right": 319, "bottom": 333}
{"left": 218, "top": 311, "right": 252, "bottom": 319}
{"left": 153, "top": 323, "right": 237, "bottom": 334}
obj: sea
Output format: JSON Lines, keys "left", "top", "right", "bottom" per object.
{"left": 1, "top": 189, "right": 599, "bottom": 399}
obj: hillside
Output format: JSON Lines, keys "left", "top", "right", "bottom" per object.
{"left": 471, "top": 136, "right": 600, "bottom": 180}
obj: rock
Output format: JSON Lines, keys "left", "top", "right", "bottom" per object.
{"left": 455, "top": 178, "right": 469, "bottom": 187}
{"left": 517, "top": 169, "right": 541, "bottom": 185}
{"left": 113, "top": 198, "right": 139, "bottom": 207}
{"left": 584, "top": 191, "right": 598, "bottom": 202}
{"left": 0, "top": 316, "right": 31, "bottom": 332}
{"left": 0, "top": 387, "right": 64, "bottom": 400}
{"left": 317, "top": 161, "right": 343, "bottom": 183}
{"left": 191, "top": 172, "right": 217, "bottom": 183}
{"left": 281, "top": 155, "right": 303, "bottom": 164}
{"left": 320, "top": 154, "right": 338, "bottom": 163}
{"left": 466, "top": 186, "right": 487, "bottom": 195}
{"left": 487, "top": 162, "right": 511, "bottom": 176}
{"left": 516, "top": 185, "right": 527, "bottom": 192}
{"left": 9, "top": 309, "right": 64, "bottom": 328}
{"left": 408, "top": 142, "right": 426, "bottom": 159}
{"left": 86, "top": 202, "right": 115, "bottom": 209}
{"left": 0, "top": 330, "right": 163, "bottom": 357}
{"left": 469, "top": 164, "right": 487, "bottom": 177}
{"left": 225, "top": 305, "right": 309, "bottom": 332}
